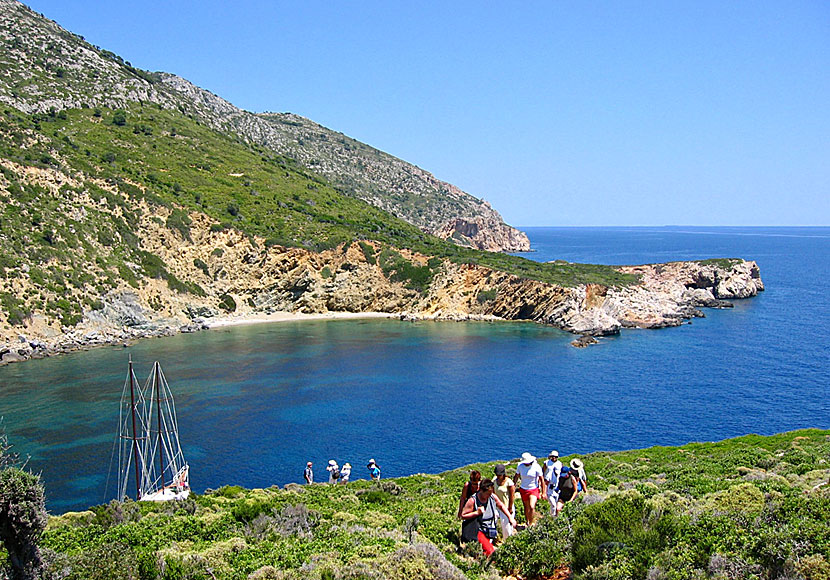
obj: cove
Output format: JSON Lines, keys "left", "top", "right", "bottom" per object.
{"left": 0, "top": 226, "right": 828, "bottom": 513}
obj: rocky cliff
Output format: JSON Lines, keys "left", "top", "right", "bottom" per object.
{"left": 0, "top": 0, "right": 528, "bottom": 252}
{"left": 0, "top": 169, "right": 763, "bottom": 363}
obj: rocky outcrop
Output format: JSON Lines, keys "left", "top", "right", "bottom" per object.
{"left": 430, "top": 213, "right": 530, "bottom": 252}
{"left": 0, "top": 160, "right": 764, "bottom": 362}
{"left": 0, "top": 205, "right": 765, "bottom": 362}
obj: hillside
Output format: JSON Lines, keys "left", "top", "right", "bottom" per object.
{"left": 0, "top": 0, "right": 528, "bottom": 252}
{"left": 14, "top": 429, "right": 829, "bottom": 579}
{"left": 0, "top": 0, "right": 765, "bottom": 360}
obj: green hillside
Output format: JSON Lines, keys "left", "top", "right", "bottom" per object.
{"left": 0, "top": 104, "right": 635, "bottom": 318}
{"left": 4, "top": 429, "right": 825, "bottom": 579}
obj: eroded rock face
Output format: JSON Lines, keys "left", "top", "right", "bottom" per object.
{"left": 0, "top": 185, "right": 764, "bottom": 362}
{"left": 430, "top": 215, "right": 531, "bottom": 252}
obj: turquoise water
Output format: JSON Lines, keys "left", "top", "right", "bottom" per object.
{"left": 0, "top": 226, "right": 828, "bottom": 512}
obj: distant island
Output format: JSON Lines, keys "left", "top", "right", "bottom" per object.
{"left": 0, "top": 0, "right": 762, "bottom": 363}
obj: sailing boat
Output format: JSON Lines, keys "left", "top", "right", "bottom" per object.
{"left": 116, "top": 358, "right": 190, "bottom": 502}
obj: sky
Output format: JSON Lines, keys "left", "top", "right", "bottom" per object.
{"left": 22, "top": 1, "right": 830, "bottom": 227}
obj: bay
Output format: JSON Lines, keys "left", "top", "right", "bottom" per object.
{"left": 0, "top": 226, "right": 828, "bottom": 513}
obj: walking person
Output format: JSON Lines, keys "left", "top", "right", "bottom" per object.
{"left": 457, "top": 470, "right": 482, "bottom": 519}
{"left": 367, "top": 459, "right": 381, "bottom": 481}
{"left": 555, "top": 466, "right": 580, "bottom": 515}
{"left": 460, "top": 479, "right": 517, "bottom": 557}
{"left": 303, "top": 461, "right": 313, "bottom": 484}
{"left": 340, "top": 462, "right": 351, "bottom": 484}
{"left": 516, "top": 452, "right": 545, "bottom": 526}
{"left": 326, "top": 459, "right": 340, "bottom": 484}
{"left": 543, "top": 450, "right": 563, "bottom": 515}
{"left": 493, "top": 464, "right": 516, "bottom": 538}
{"left": 570, "top": 458, "right": 588, "bottom": 493}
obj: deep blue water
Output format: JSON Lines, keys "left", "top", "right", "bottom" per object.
{"left": 0, "top": 227, "right": 828, "bottom": 513}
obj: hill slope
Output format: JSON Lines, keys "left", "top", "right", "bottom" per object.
{"left": 0, "top": 0, "right": 764, "bottom": 360}
{"left": 0, "top": 0, "right": 528, "bottom": 252}
{"left": 29, "top": 429, "right": 830, "bottom": 579}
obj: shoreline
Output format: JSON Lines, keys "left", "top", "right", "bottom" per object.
{"left": 204, "top": 310, "right": 400, "bottom": 329}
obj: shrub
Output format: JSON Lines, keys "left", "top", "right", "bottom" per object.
{"left": 359, "top": 242, "right": 376, "bottom": 265}
{"left": 0, "top": 468, "right": 47, "bottom": 579}
{"left": 165, "top": 208, "right": 192, "bottom": 242}
{"left": 493, "top": 514, "right": 572, "bottom": 577}
{"left": 571, "top": 493, "right": 680, "bottom": 577}
{"left": 218, "top": 293, "right": 236, "bottom": 313}
{"left": 476, "top": 289, "right": 497, "bottom": 304}
{"left": 378, "top": 542, "right": 466, "bottom": 580}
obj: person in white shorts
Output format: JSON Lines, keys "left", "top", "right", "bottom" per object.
{"left": 493, "top": 464, "right": 516, "bottom": 537}
{"left": 543, "top": 450, "right": 563, "bottom": 516}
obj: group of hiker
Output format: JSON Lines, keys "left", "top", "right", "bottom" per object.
{"left": 458, "top": 451, "right": 588, "bottom": 556}
{"left": 301, "top": 450, "right": 588, "bottom": 557}
{"left": 303, "top": 458, "right": 381, "bottom": 484}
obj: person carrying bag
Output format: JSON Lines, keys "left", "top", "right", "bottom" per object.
{"left": 460, "top": 479, "right": 516, "bottom": 556}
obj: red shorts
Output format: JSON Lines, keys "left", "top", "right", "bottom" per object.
{"left": 519, "top": 487, "right": 540, "bottom": 501}
{"left": 477, "top": 531, "right": 495, "bottom": 556}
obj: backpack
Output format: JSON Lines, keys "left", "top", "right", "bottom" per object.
{"left": 332, "top": 468, "right": 340, "bottom": 480}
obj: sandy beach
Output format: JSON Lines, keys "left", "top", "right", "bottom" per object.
{"left": 205, "top": 311, "right": 399, "bottom": 329}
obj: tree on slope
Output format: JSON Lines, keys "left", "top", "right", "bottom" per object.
{"left": 0, "top": 428, "right": 47, "bottom": 580}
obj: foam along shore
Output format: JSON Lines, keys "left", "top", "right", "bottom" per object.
{"left": 205, "top": 310, "right": 399, "bottom": 328}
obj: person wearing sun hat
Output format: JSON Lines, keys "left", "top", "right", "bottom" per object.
{"left": 340, "top": 462, "right": 352, "bottom": 484}
{"left": 543, "top": 450, "right": 563, "bottom": 516}
{"left": 570, "top": 457, "right": 588, "bottom": 492}
{"left": 515, "top": 452, "right": 545, "bottom": 525}
{"left": 366, "top": 459, "right": 381, "bottom": 481}
{"left": 326, "top": 459, "right": 340, "bottom": 484}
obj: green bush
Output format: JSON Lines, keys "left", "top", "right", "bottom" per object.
{"left": 476, "top": 289, "right": 497, "bottom": 304}
{"left": 0, "top": 467, "right": 47, "bottom": 579}
{"left": 218, "top": 293, "right": 236, "bottom": 313}
{"left": 571, "top": 493, "right": 680, "bottom": 577}
{"left": 359, "top": 241, "right": 376, "bottom": 265}
{"left": 493, "top": 514, "right": 571, "bottom": 577}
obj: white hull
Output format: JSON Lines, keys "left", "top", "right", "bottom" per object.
{"left": 140, "top": 488, "right": 190, "bottom": 502}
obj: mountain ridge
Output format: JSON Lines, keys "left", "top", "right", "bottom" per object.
{"left": 0, "top": 0, "right": 529, "bottom": 252}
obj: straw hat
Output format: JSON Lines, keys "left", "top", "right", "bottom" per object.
{"left": 521, "top": 452, "right": 535, "bottom": 464}
{"left": 570, "top": 458, "right": 584, "bottom": 469}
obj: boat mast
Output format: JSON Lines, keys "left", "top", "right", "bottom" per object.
{"left": 155, "top": 362, "right": 165, "bottom": 492}
{"left": 128, "top": 356, "right": 141, "bottom": 500}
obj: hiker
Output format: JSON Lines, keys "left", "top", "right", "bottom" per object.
{"left": 555, "top": 466, "right": 579, "bottom": 514}
{"left": 367, "top": 459, "right": 381, "bottom": 481}
{"left": 543, "top": 450, "right": 563, "bottom": 515}
{"left": 303, "top": 461, "right": 313, "bottom": 484}
{"left": 493, "top": 464, "right": 516, "bottom": 537}
{"left": 460, "top": 479, "right": 517, "bottom": 557}
{"left": 326, "top": 459, "right": 340, "bottom": 484}
{"left": 340, "top": 462, "right": 351, "bottom": 484}
{"left": 516, "top": 452, "right": 545, "bottom": 525}
{"left": 457, "top": 470, "right": 482, "bottom": 519}
{"left": 570, "top": 458, "right": 588, "bottom": 492}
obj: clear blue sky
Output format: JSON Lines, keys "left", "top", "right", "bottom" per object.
{"left": 24, "top": 1, "right": 830, "bottom": 226}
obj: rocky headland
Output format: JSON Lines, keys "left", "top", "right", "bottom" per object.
{"left": 0, "top": 183, "right": 764, "bottom": 364}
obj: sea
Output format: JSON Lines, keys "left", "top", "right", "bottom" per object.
{"left": 0, "top": 226, "right": 828, "bottom": 513}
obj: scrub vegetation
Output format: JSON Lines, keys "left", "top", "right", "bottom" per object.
{"left": 3, "top": 429, "right": 825, "bottom": 579}
{"left": 0, "top": 104, "right": 637, "bottom": 332}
